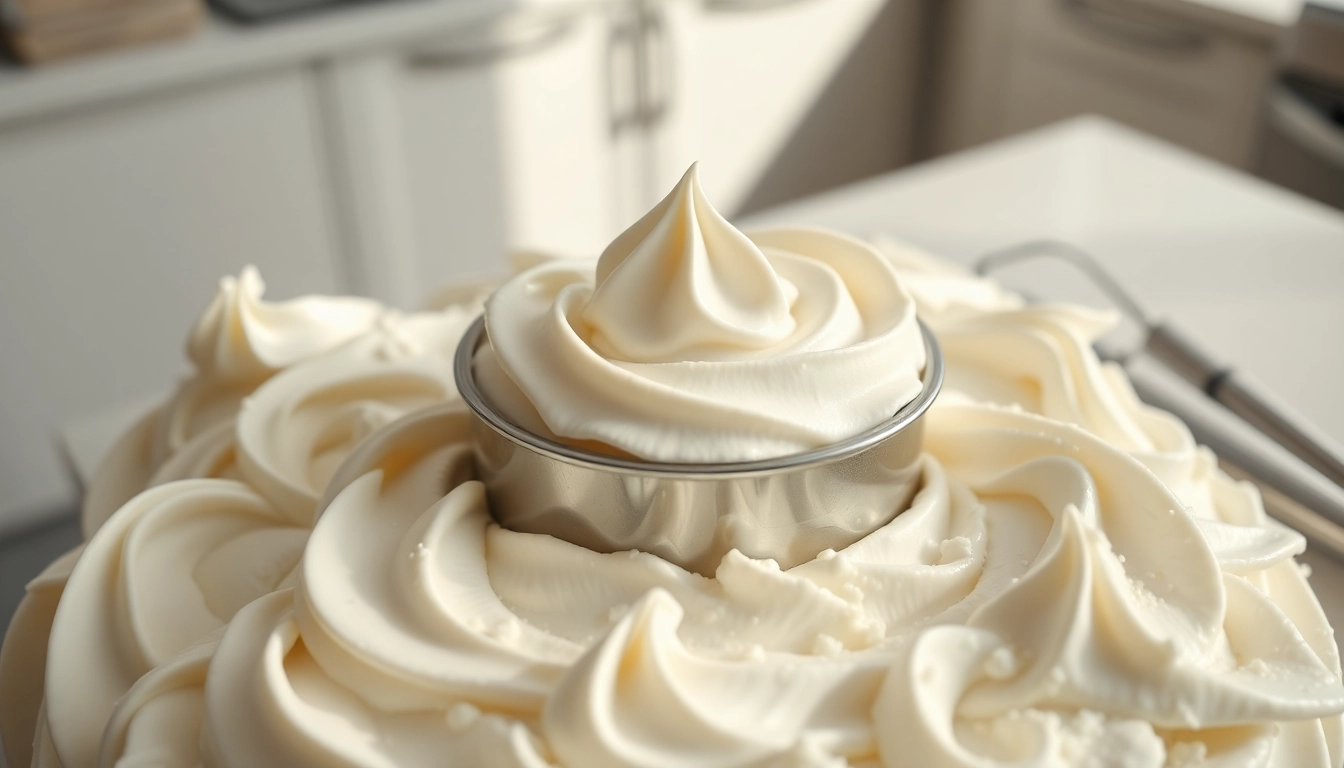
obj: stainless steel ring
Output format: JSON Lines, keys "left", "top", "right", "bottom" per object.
{"left": 453, "top": 315, "right": 944, "bottom": 575}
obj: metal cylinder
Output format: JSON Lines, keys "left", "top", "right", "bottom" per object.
{"left": 453, "top": 316, "right": 944, "bottom": 575}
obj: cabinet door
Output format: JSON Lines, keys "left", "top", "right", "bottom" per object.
{"left": 326, "top": 5, "right": 629, "bottom": 309}
{"left": 649, "top": 0, "right": 925, "bottom": 217}
{"left": 1002, "top": 0, "right": 1274, "bottom": 167}
{"left": 489, "top": 6, "right": 642, "bottom": 258}
{"left": 933, "top": 0, "right": 1275, "bottom": 168}
{"left": 0, "top": 69, "right": 344, "bottom": 528}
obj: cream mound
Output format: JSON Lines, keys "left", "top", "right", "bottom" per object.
{"left": 1, "top": 196, "right": 1343, "bottom": 767}
{"left": 474, "top": 163, "right": 926, "bottom": 462}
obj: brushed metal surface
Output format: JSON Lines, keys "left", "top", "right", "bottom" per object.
{"left": 454, "top": 315, "right": 943, "bottom": 575}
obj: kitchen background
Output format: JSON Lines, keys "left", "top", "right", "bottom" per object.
{"left": 0, "top": 0, "right": 1342, "bottom": 538}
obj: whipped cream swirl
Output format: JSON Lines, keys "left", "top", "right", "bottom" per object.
{"left": 186, "top": 266, "right": 383, "bottom": 381}
{"left": 3, "top": 235, "right": 1343, "bottom": 768}
{"left": 69, "top": 399, "right": 1344, "bottom": 768}
{"left": 477, "top": 164, "right": 925, "bottom": 462}
{"left": 80, "top": 266, "right": 384, "bottom": 537}
{"left": 0, "top": 267, "right": 479, "bottom": 768}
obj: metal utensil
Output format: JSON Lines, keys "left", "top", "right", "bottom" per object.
{"left": 976, "top": 239, "right": 1344, "bottom": 552}
{"left": 977, "top": 239, "right": 1344, "bottom": 488}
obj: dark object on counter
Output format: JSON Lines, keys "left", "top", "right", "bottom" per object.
{"left": 1, "top": 0, "right": 204, "bottom": 64}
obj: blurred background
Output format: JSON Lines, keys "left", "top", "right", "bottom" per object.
{"left": 0, "top": 0, "right": 1342, "bottom": 540}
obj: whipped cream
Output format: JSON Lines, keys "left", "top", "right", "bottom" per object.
{"left": 186, "top": 266, "right": 382, "bottom": 382}
{"left": 3, "top": 228, "right": 1343, "bottom": 768}
{"left": 71, "top": 399, "right": 1344, "bottom": 768}
{"left": 0, "top": 267, "right": 479, "bottom": 768}
{"left": 477, "top": 164, "right": 925, "bottom": 462}
{"left": 80, "top": 267, "right": 384, "bottom": 538}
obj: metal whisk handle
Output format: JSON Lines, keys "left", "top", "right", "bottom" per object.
{"left": 1147, "top": 321, "right": 1344, "bottom": 490}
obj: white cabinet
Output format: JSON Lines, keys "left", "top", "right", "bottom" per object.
{"left": 932, "top": 0, "right": 1279, "bottom": 168}
{"left": 0, "top": 68, "right": 344, "bottom": 529}
{"left": 402, "top": 5, "right": 634, "bottom": 269}
{"left": 323, "top": 5, "right": 634, "bottom": 308}
{"left": 490, "top": 5, "right": 642, "bottom": 258}
{"left": 327, "top": 0, "right": 931, "bottom": 308}
{"left": 649, "top": 0, "right": 925, "bottom": 216}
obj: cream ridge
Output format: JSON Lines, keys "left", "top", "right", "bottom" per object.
{"left": 51, "top": 399, "right": 1344, "bottom": 768}
{"left": 1, "top": 179, "right": 1342, "bottom": 768}
{"left": 0, "top": 266, "right": 480, "bottom": 768}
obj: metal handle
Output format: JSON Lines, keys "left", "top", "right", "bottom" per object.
{"left": 703, "top": 0, "right": 817, "bottom": 12}
{"left": 639, "top": 2, "right": 674, "bottom": 129}
{"left": 1221, "top": 457, "right": 1344, "bottom": 565}
{"left": 1058, "top": 0, "right": 1209, "bottom": 54}
{"left": 1148, "top": 321, "right": 1344, "bottom": 489}
{"left": 1145, "top": 322, "right": 1227, "bottom": 392}
{"left": 607, "top": 5, "right": 643, "bottom": 136}
{"left": 975, "top": 240, "right": 1344, "bottom": 495}
{"left": 1217, "top": 371, "right": 1344, "bottom": 490}
{"left": 1123, "top": 353, "right": 1344, "bottom": 535}
{"left": 407, "top": 13, "right": 577, "bottom": 69}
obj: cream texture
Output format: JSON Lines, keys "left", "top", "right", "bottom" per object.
{"left": 476, "top": 164, "right": 926, "bottom": 462}
{"left": 0, "top": 266, "right": 479, "bottom": 768}
{"left": 2, "top": 236, "right": 1342, "bottom": 767}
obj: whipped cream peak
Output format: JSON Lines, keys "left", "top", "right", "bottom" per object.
{"left": 481, "top": 171, "right": 925, "bottom": 462}
{"left": 187, "top": 265, "right": 381, "bottom": 380}
{"left": 584, "top": 163, "right": 798, "bottom": 363}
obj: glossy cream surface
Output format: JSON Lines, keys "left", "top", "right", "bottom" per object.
{"left": 475, "top": 164, "right": 926, "bottom": 462}
{"left": 2, "top": 227, "right": 1342, "bottom": 767}
{"left": 0, "top": 267, "right": 480, "bottom": 768}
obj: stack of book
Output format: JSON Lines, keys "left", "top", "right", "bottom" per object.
{"left": 2, "top": 0, "right": 204, "bottom": 64}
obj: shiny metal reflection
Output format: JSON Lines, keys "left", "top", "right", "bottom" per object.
{"left": 453, "top": 316, "right": 943, "bottom": 575}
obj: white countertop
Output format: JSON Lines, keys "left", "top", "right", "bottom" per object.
{"left": 745, "top": 114, "right": 1344, "bottom": 638}
{"left": 745, "top": 115, "right": 1344, "bottom": 446}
